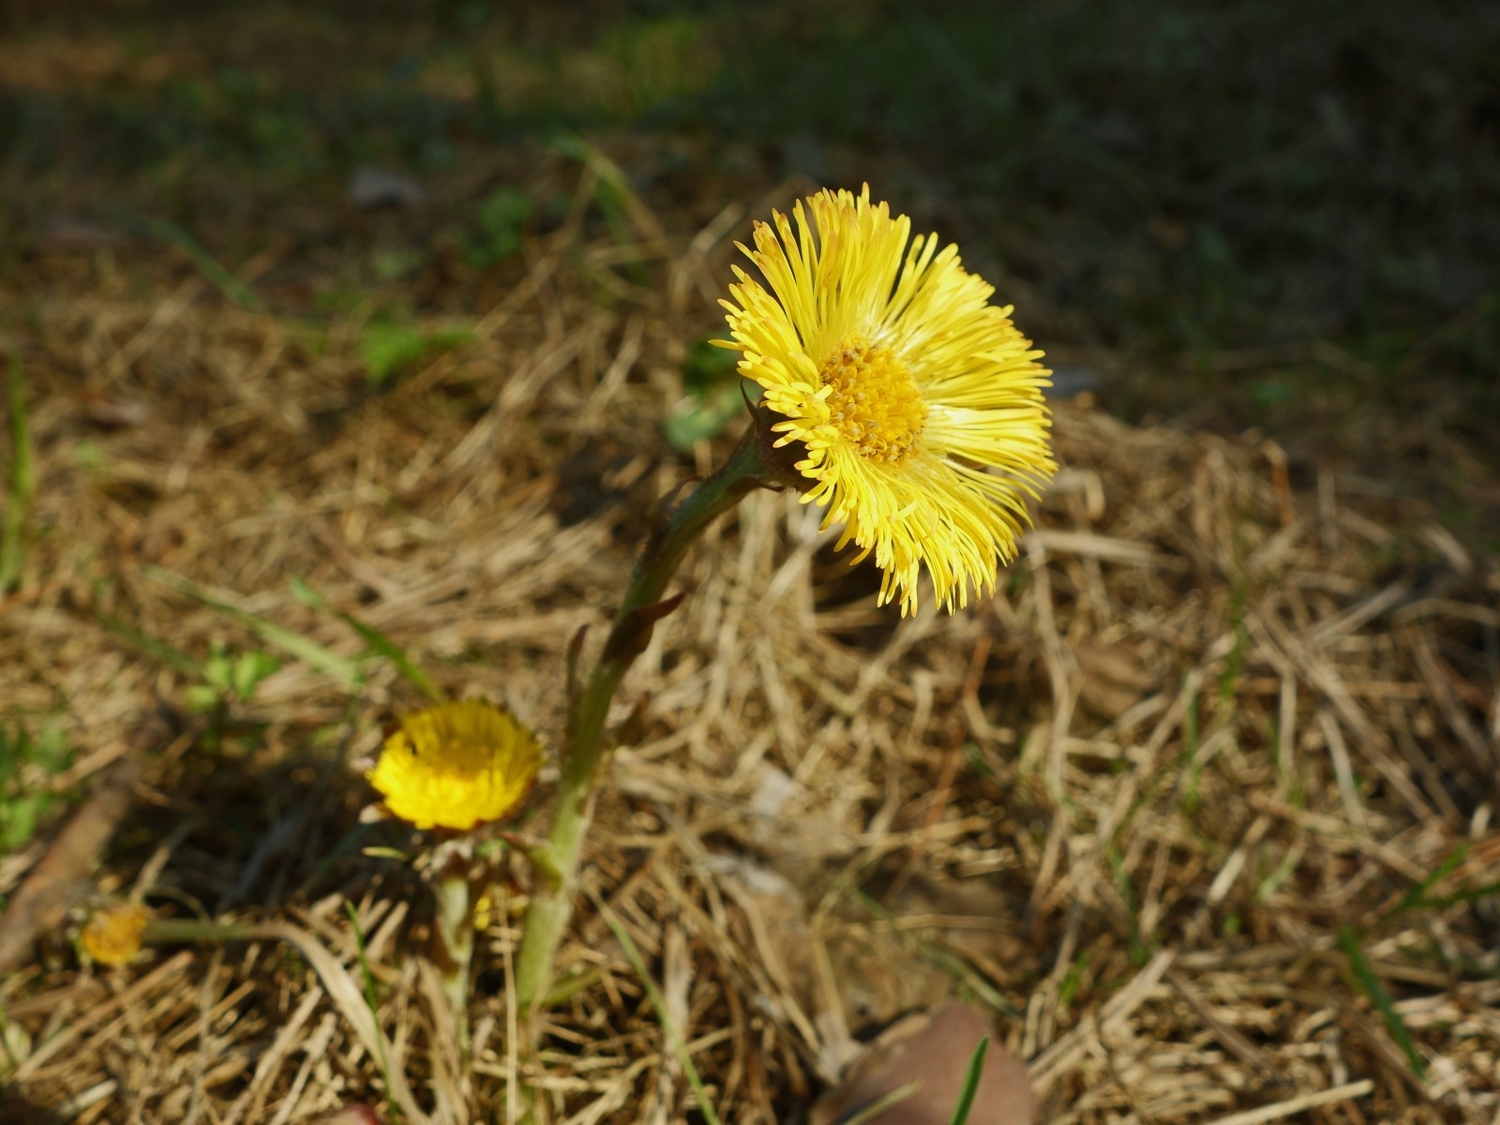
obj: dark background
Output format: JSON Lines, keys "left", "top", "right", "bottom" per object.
{"left": 3, "top": 0, "right": 1497, "bottom": 540}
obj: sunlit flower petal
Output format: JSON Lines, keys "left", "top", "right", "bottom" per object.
{"left": 720, "top": 185, "right": 1055, "bottom": 614}
{"left": 367, "top": 700, "right": 542, "bottom": 832}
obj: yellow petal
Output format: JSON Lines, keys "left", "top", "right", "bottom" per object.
{"left": 722, "top": 185, "right": 1056, "bottom": 614}
{"left": 367, "top": 700, "right": 543, "bottom": 831}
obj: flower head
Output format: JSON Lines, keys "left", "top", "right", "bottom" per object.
{"left": 367, "top": 700, "right": 543, "bottom": 832}
{"left": 81, "top": 901, "right": 150, "bottom": 966}
{"left": 720, "top": 186, "right": 1055, "bottom": 614}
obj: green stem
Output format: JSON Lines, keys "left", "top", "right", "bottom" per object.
{"left": 1, "top": 352, "right": 34, "bottom": 596}
{"left": 512, "top": 431, "right": 769, "bottom": 1020}
{"left": 144, "top": 919, "right": 270, "bottom": 943}
{"left": 432, "top": 839, "right": 476, "bottom": 1055}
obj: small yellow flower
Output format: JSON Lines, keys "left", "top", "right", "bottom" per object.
{"left": 81, "top": 902, "right": 150, "bottom": 966}
{"left": 367, "top": 700, "right": 542, "bottom": 831}
{"left": 720, "top": 185, "right": 1056, "bottom": 615}
{"left": 472, "top": 890, "right": 494, "bottom": 931}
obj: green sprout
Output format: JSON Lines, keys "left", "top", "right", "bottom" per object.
{"left": 183, "top": 641, "right": 281, "bottom": 713}
{"left": 0, "top": 721, "right": 75, "bottom": 857}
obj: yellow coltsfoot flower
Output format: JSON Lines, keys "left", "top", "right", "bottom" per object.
{"left": 367, "top": 699, "right": 543, "bottom": 832}
{"left": 720, "top": 185, "right": 1056, "bottom": 615}
{"left": 81, "top": 901, "right": 151, "bottom": 966}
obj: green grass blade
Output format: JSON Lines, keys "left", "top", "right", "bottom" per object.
{"left": 94, "top": 611, "right": 204, "bottom": 677}
{"left": 592, "top": 892, "right": 722, "bottom": 1125}
{"left": 0, "top": 352, "right": 34, "bottom": 595}
{"left": 1417, "top": 879, "right": 1500, "bottom": 911}
{"left": 949, "top": 1034, "right": 989, "bottom": 1125}
{"left": 1338, "top": 925, "right": 1426, "bottom": 1080}
{"left": 143, "top": 566, "right": 362, "bottom": 688}
{"left": 290, "top": 577, "right": 442, "bottom": 702}
{"left": 142, "top": 217, "right": 262, "bottom": 310}
{"left": 1391, "top": 842, "right": 1472, "bottom": 915}
{"left": 345, "top": 902, "right": 401, "bottom": 1124}
{"left": 853, "top": 891, "right": 1017, "bottom": 1016}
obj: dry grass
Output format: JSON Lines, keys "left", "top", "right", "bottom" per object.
{"left": 2, "top": 161, "right": 1498, "bottom": 1125}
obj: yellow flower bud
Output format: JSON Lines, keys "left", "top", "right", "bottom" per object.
{"left": 81, "top": 902, "right": 150, "bottom": 966}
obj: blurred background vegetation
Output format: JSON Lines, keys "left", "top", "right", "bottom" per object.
{"left": 3, "top": 0, "right": 1497, "bottom": 536}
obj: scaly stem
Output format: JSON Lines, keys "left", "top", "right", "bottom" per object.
{"left": 432, "top": 838, "right": 476, "bottom": 1055}
{"left": 513, "top": 431, "right": 770, "bottom": 1022}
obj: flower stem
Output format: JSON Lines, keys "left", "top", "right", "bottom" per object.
{"left": 512, "top": 430, "right": 770, "bottom": 1021}
{"left": 432, "top": 839, "right": 476, "bottom": 1054}
{"left": 144, "top": 919, "right": 278, "bottom": 945}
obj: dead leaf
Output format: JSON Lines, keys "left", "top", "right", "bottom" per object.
{"left": 809, "top": 1002, "right": 1034, "bottom": 1125}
